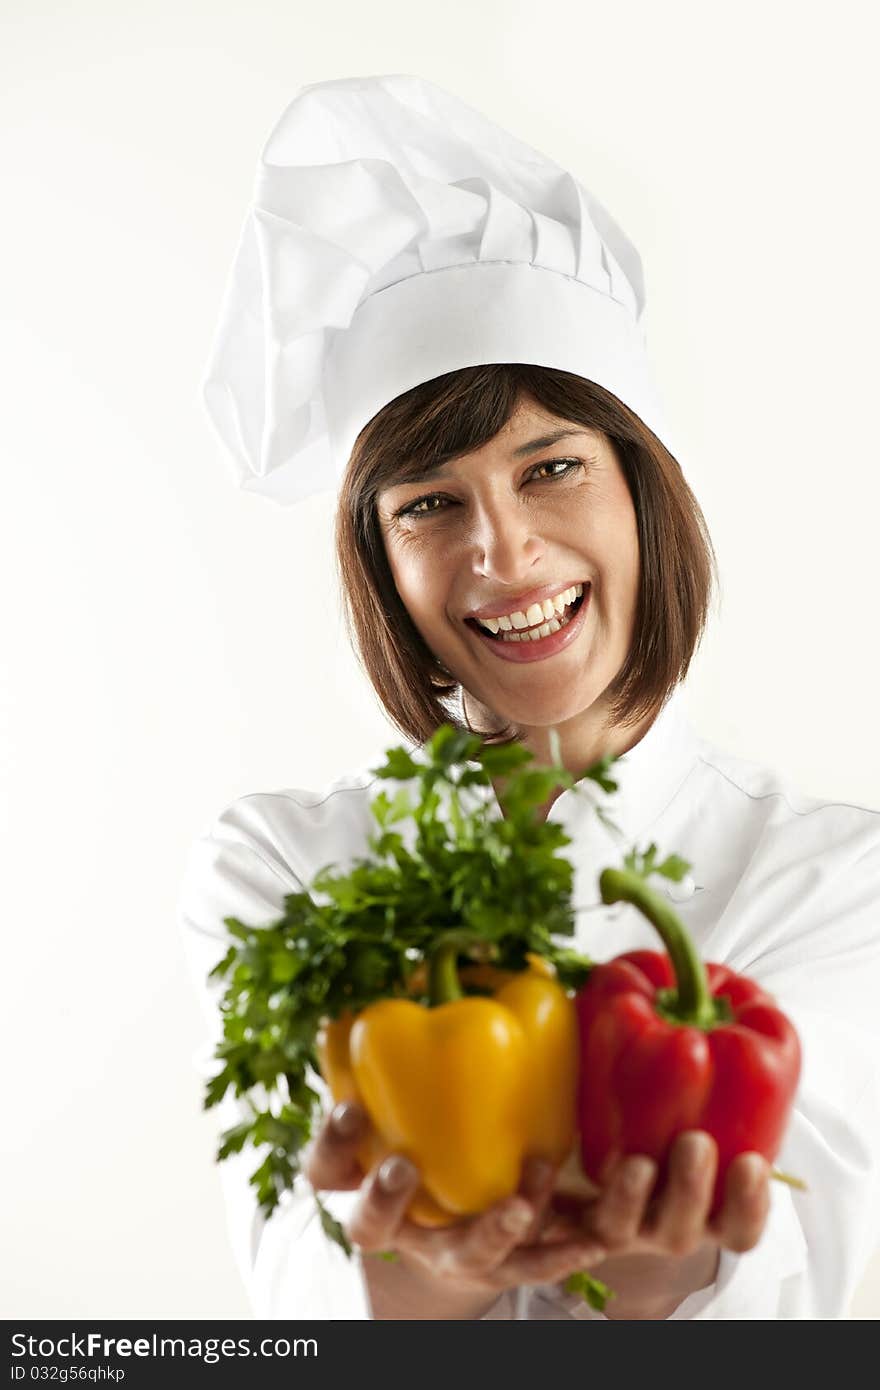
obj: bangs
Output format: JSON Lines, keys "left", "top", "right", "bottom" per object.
{"left": 367, "top": 367, "right": 527, "bottom": 494}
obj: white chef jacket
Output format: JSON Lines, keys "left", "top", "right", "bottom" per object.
{"left": 177, "top": 683, "right": 880, "bottom": 1319}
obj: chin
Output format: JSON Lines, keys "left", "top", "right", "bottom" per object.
{"left": 499, "top": 686, "right": 605, "bottom": 731}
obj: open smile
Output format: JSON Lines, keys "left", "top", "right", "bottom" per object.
{"left": 464, "top": 584, "right": 590, "bottom": 664}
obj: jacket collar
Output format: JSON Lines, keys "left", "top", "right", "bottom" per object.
{"left": 569, "top": 682, "right": 701, "bottom": 844}
{"left": 471, "top": 682, "right": 701, "bottom": 848}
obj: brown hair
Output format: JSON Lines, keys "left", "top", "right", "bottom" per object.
{"left": 334, "top": 364, "right": 719, "bottom": 749}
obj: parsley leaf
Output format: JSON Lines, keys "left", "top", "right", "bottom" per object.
{"left": 563, "top": 1269, "right": 615, "bottom": 1312}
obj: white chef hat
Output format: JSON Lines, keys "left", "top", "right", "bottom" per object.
{"left": 201, "top": 73, "right": 684, "bottom": 506}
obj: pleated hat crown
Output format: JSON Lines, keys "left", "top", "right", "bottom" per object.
{"left": 202, "top": 73, "right": 677, "bottom": 505}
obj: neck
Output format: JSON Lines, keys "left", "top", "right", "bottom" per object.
{"left": 464, "top": 691, "right": 661, "bottom": 821}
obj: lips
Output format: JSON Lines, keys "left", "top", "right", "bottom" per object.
{"left": 466, "top": 579, "right": 589, "bottom": 624}
{"left": 465, "top": 583, "right": 591, "bottom": 663}
{"left": 466, "top": 587, "right": 584, "bottom": 640}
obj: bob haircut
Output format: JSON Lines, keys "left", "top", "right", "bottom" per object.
{"left": 335, "top": 364, "right": 718, "bottom": 751}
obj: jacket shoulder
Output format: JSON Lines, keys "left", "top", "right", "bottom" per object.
{"left": 690, "top": 731, "right": 880, "bottom": 858}
{"left": 212, "top": 765, "right": 382, "bottom": 879}
{"left": 178, "top": 765, "right": 383, "bottom": 948}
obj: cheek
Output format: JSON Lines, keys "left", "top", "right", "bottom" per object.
{"left": 590, "top": 508, "right": 639, "bottom": 581}
{"left": 385, "top": 544, "right": 443, "bottom": 621}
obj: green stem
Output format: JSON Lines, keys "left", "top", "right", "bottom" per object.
{"left": 427, "top": 937, "right": 465, "bottom": 1006}
{"left": 599, "top": 866, "right": 718, "bottom": 1029}
{"left": 771, "top": 1167, "right": 808, "bottom": 1192}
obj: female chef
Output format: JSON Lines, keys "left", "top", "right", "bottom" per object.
{"left": 306, "top": 363, "right": 775, "bottom": 1321}
{"left": 181, "top": 74, "right": 880, "bottom": 1319}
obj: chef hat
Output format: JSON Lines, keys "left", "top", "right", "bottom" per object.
{"left": 202, "top": 73, "right": 683, "bottom": 506}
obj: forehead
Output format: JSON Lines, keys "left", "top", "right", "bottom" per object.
{"left": 490, "top": 400, "right": 603, "bottom": 449}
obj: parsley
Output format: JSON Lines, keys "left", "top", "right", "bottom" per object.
{"left": 563, "top": 1269, "right": 615, "bottom": 1312}
{"left": 203, "top": 722, "right": 621, "bottom": 1242}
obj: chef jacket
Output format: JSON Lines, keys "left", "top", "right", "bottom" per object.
{"left": 177, "top": 682, "right": 880, "bottom": 1319}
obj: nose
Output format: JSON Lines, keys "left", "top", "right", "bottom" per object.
{"left": 469, "top": 497, "right": 547, "bottom": 587}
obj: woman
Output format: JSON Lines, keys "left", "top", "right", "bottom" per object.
{"left": 180, "top": 75, "right": 880, "bottom": 1318}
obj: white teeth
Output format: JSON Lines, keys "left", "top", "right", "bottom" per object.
{"left": 493, "top": 594, "right": 585, "bottom": 642}
{"left": 475, "top": 582, "right": 583, "bottom": 635}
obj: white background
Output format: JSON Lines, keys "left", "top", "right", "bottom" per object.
{"left": 3, "top": 0, "right": 878, "bottom": 1318}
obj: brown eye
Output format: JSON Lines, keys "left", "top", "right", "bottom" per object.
{"left": 399, "top": 494, "right": 445, "bottom": 517}
{"left": 395, "top": 458, "right": 582, "bottom": 520}
{"left": 531, "top": 459, "right": 582, "bottom": 482}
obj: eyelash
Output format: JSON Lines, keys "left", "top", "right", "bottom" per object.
{"left": 394, "top": 458, "right": 584, "bottom": 519}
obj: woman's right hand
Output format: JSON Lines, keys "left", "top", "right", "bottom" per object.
{"left": 302, "top": 1101, "right": 607, "bottom": 1319}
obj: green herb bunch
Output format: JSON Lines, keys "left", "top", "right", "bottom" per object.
{"left": 203, "top": 723, "right": 622, "bottom": 1230}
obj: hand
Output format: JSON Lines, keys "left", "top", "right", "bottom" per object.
{"left": 302, "top": 1101, "right": 607, "bottom": 1317}
{"left": 545, "top": 1130, "right": 771, "bottom": 1318}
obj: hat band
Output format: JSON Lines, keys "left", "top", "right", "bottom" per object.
{"left": 323, "top": 260, "right": 673, "bottom": 480}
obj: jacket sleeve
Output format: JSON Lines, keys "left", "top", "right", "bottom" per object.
{"left": 177, "top": 802, "right": 373, "bottom": 1319}
{"left": 678, "top": 822, "right": 880, "bottom": 1319}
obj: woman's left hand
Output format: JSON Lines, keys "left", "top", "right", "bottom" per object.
{"left": 544, "top": 1130, "right": 771, "bottom": 1319}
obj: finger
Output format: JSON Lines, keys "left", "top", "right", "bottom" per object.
{"left": 646, "top": 1131, "right": 717, "bottom": 1256}
{"left": 589, "top": 1154, "right": 658, "bottom": 1250}
{"left": 496, "top": 1236, "right": 607, "bottom": 1289}
{"left": 535, "top": 1214, "right": 586, "bottom": 1245}
{"left": 398, "top": 1195, "right": 537, "bottom": 1279}
{"left": 516, "top": 1157, "right": 558, "bottom": 1242}
{"left": 346, "top": 1154, "right": 420, "bottom": 1254}
{"left": 302, "top": 1102, "right": 369, "bottom": 1190}
{"left": 400, "top": 1196, "right": 606, "bottom": 1288}
{"left": 711, "top": 1152, "right": 770, "bottom": 1253}
{"left": 397, "top": 1200, "right": 605, "bottom": 1291}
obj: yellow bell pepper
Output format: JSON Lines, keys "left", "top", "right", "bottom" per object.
{"left": 316, "top": 946, "right": 578, "bottom": 1227}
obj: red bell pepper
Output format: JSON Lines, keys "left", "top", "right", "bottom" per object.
{"left": 574, "top": 862, "right": 802, "bottom": 1214}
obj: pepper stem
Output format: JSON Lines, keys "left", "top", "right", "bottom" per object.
{"left": 427, "top": 930, "right": 488, "bottom": 1006}
{"left": 428, "top": 941, "right": 463, "bottom": 1006}
{"left": 599, "top": 866, "right": 719, "bottom": 1029}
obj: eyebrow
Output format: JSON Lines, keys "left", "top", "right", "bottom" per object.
{"left": 386, "top": 429, "right": 594, "bottom": 488}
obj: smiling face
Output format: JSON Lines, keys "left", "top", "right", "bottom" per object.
{"left": 376, "top": 392, "right": 647, "bottom": 769}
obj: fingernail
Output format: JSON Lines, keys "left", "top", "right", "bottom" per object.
{"left": 500, "top": 1202, "right": 533, "bottom": 1236}
{"left": 377, "top": 1155, "right": 416, "bottom": 1193}
{"left": 622, "top": 1156, "right": 656, "bottom": 1192}
{"left": 331, "top": 1101, "right": 364, "bottom": 1138}
{"left": 680, "top": 1130, "right": 708, "bottom": 1156}
{"left": 679, "top": 1131, "right": 710, "bottom": 1173}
